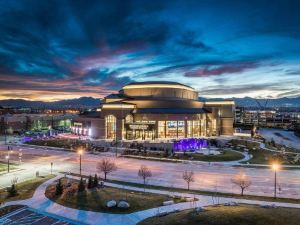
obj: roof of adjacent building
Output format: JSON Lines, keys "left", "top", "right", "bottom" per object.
{"left": 133, "top": 108, "right": 211, "bottom": 114}
{"left": 79, "top": 111, "right": 100, "bottom": 118}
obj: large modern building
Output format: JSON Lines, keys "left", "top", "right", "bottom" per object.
{"left": 72, "top": 81, "right": 235, "bottom": 140}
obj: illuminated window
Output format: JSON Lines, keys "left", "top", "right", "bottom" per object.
{"left": 105, "top": 115, "right": 116, "bottom": 139}
{"left": 158, "top": 121, "right": 166, "bottom": 138}
{"left": 187, "top": 120, "right": 201, "bottom": 137}
{"left": 166, "top": 121, "right": 185, "bottom": 138}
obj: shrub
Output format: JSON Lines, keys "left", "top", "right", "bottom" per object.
{"left": 63, "top": 186, "right": 76, "bottom": 199}
{"left": 93, "top": 174, "right": 99, "bottom": 188}
{"left": 7, "top": 184, "right": 18, "bottom": 197}
{"left": 78, "top": 178, "right": 86, "bottom": 192}
{"left": 87, "top": 175, "right": 93, "bottom": 189}
{"left": 55, "top": 179, "right": 63, "bottom": 196}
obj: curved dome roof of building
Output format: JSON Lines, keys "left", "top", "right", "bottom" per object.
{"left": 120, "top": 81, "right": 198, "bottom": 100}
{"left": 122, "top": 81, "right": 195, "bottom": 91}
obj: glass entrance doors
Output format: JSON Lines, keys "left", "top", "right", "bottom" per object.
{"left": 158, "top": 121, "right": 185, "bottom": 138}
{"left": 125, "top": 130, "right": 155, "bottom": 140}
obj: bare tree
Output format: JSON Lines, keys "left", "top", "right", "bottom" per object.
{"left": 138, "top": 165, "right": 152, "bottom": 190}
{"left": 231, "top": 171, "right": 251, "bottom": 196}
{"left": 182, "top": 170, "right": 194, "bottom": 190}
{"left": 97, "top": 159, "right": 117, "bottom": 180}
{"left": 11, "top": 176, "right": 18, "bottom": 185}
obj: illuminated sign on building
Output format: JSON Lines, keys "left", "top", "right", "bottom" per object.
{"left": 167, "top": 121, "right": 184, "bottom": 128}
{"left": 125, "top": 123, "right": 155, "bottom": 131}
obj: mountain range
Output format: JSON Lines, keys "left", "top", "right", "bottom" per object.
{"left": 0, "top": 97, "right": 101, "bottom": 109}
{"left": 0, "top": 96, "right": 300, "bottom": 109}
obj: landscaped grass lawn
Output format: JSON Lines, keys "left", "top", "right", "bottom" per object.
{"left": 139, "top": 204, "right": 300, "bottom": 225}
{"left": 244, "top": 150, "right": 279, "bottom": 164}
{"left": 25, "top": 138, "right": 107, "bottom": 152}
{"left": 64, "top": 172, "right": 300, "bottom": 204}
{"left": 45, "top": 178, "right": 187, "bottom": 213}
{"left": 26, "top": 138, "right": 78, "bottom": 150}
{"left": 230, "top": 139, "right": 300, "bottom": 165}
{"left": 0, "top": 175, "right": 55, "bottom": 203}
{"left": 123, "top": 150, "right": 244, "bottom": 162}
{"left": 175, "top": 150, "right": 244, "bottom": 162}
{"left": 0, "top": 162, "right": 17, "bottom": 173}
{"left": 240, "top": 149, "right": 300, "bottom": 165}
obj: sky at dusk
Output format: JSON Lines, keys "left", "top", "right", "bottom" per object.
{"left": 0, "top": 0, "right": 300, "bottom": 101}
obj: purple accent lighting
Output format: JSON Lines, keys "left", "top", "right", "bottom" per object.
{"left": 23, "top": 137, "right": 33, "bottom": 142}
{"left": 173, "top": 138, "right": 208, "bottom": 152}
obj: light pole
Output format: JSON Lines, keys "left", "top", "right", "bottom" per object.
{"left": 115, "top": 137, "right": 118, "bottom": 158}
{"left": 272, "top": 163, "right": 280, "bottom": 198}
{"left": 50, "top": 162, "right": 53, "bottom": 174}
{"left": 4, "top": 128, "right": 7, "bottom": 145}
{"left": 6, "top": 155, "right": 9, "bottom": 173}
{"left": 78, "top": 149, "right": 83, "bottom": 177}
{"left": 19, "top": 149, "right": 22, "bottom": 164}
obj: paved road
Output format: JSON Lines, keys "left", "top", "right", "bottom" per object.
{"left": 1, "top": 144, "right": 300, "bottom": 199}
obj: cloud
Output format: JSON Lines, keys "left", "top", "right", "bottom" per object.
{"left": 177, "top": 30, "right": 212, "bottom": 52}
{"left": 0, "top": 0, "right": 300, "bottom": 100}
{"left": 198, "top": 83, "right": 294, "bottom": 98}
{"left": 185, "top": 62, "right": 258, "bottom": 77}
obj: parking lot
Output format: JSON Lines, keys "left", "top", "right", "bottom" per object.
{"left": 0, "top": 206, "right": 80, "bottom": 225}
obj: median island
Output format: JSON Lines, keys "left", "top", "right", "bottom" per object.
{"left": 122, "top": 149, "right": 244, "bottom": 162}
{"left": 45, "top": 177, "right": 189, "bottom": 213}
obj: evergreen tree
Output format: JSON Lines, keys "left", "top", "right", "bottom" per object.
{"left": 55, "top": 179, "right": 63, "bottom": 196}
{"left": 78, "top": 178, "right": 86, "bottom": 192}
{"left": 87, "top": 175, "right": 93, "bottom": 189}
{"left": 8, "top": 184, "right": 18, "bottom": 197}
{"left": 93, "top": 174, "right": 99, "bottom": 188}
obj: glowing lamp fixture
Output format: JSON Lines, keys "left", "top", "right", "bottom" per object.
{"left": 272, "top": 163, "right": 280, "bottom": 171}
{"left": 78, "top": 149, "right": 83, "bottom": 155}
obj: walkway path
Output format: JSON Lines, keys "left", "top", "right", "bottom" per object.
{"left": 2, "top": 174, "right": 300, "bottom": 225}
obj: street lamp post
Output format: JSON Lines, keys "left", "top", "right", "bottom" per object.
{"left": 6, "top": 155, "right": 9, "bottom": 173}
{"left": 18, "top": 149, "right": 22, "bottom": 164}
{"left": 115, "top": 137, "right": 118, "bottom": 158}
{"left": 4, "top": 128, "right": 7, "bottom": 145}
{"left": 50, "top": 162, "right": 53, "bottom": 174}
{"left": 78, "top": 150, "right": 83, "bottom": 176}
{"left": 272, "top": 163, "right": 280, "bottom": 199}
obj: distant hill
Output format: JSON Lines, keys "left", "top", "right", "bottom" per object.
{"left": 0, "top": 97, "right": 101, "bottom": 109}
{"left": 0, "top": 96, "right": 299, "bottom": 109}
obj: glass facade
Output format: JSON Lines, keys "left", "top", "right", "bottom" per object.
{"left": 156, "top": 118, "right": 210, "bottom": 139}
{"left": 158, "top": 120, "right": 185, "bottom": 138}
{"left": 105, "top": 115, "right": 116, "bottom": 139}
{"left": 104, "top": 114, "right": 212, "bottom": 140}
{"left": 158, "top": 121, "right": 166, "bottom": 138}
{"left": 187, "top": 120, "right": 201, "bottom": 137}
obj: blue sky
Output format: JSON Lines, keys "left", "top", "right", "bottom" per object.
{"left": 0, "top": 0, "right": 299, "bottom": 101}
